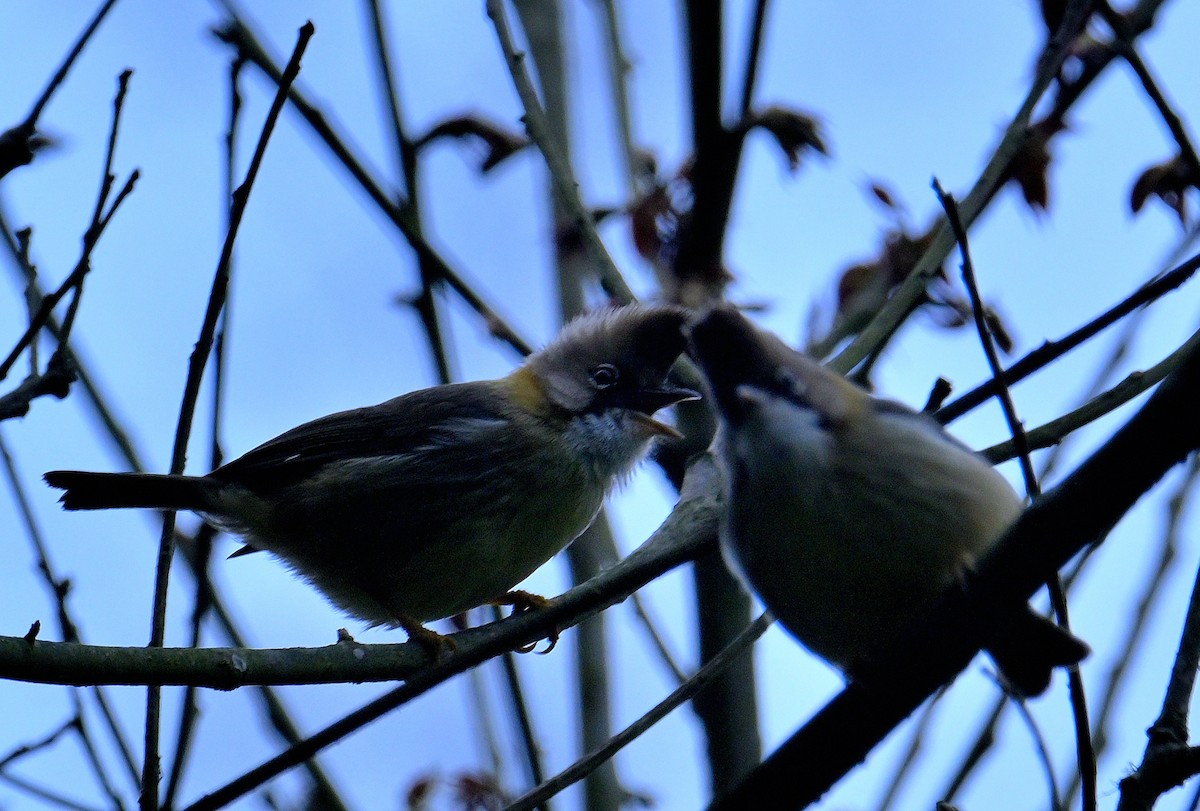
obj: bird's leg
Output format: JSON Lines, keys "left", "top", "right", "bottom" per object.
{"left": 491, "top": 590, "right": 558, "bottom": 653}
{"left": 397, "top": 613, "right": 457, "bottom": 661}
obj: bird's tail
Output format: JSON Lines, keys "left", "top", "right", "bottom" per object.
{"left": 986, "top": 607, "right": 1090, "bottom": 697}
{"left": 44, "top": 471, "right": 218, "bottom": 512}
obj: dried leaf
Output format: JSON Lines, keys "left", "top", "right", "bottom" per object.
{"left": 406, "top": 773, "right": 437, "bottom": 811}
{"left": 1002, "top": 114, "right": 1068, "bottom": 212}
{"left": 867, "top": 180, "right": 903, "bottom": 213}
{"left": 741, "top": 105, "right": 829, "bottom": 172}
{"left": 413, "top": 114, "right": 530, "bottom": 173}
{"left": 629, "top": 186, "right": 673, "bottom": 263}
{"left": 1130, "top": 154, "right": 1199, "bottom": 225}
{"left": 0, "top": 123, "right": 56, "bottom": 180}
{"left": 454, "top": 772, "right": 505, "bottom": 811}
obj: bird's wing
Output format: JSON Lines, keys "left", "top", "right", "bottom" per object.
{"left": 211, "top": 382, "right": 512, "bottom": 491}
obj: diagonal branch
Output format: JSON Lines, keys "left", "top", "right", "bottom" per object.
{"left": 486, "top": 0, "right": 634, "bottom": 305}
{"left": 713, "top": 326, "right": 1200, "bottom": 809}
{"left": 212, "top": 9, "right": 533, "bottom": 357}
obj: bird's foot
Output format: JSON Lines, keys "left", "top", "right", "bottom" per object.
{"left": 398, "top": 614, "right": 457, "bottom": 661}
{"left": 491, "top": 590, "right": 558, "bottom": 654}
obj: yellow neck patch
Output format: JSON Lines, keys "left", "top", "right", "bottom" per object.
{"left": 505, "top": 365, "right": 555, "bottom": 417}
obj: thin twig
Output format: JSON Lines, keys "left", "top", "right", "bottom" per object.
{"left": 0, "top": 0, "right": 121, "bottom": 179}
{"left": 162, "top": 53, "right": 239, "bottom": 811}
{"left": 937, "top": 250, "right": 1200, "bottom": 424}
{"left": 363, "top": 0, "right": 454, "bottom": 383}
{"left": 628, "top": 592, "right": 688, "bottom": 685}
{"left": 0, "top": 208, "right": 142, "bottom": 466}
{"left": 0, "top": 167, "right": 138, "bottom": 383}
{"left": 211, "top": 9, "right": 533, "bottom": 357}
{"left": 0, "top": 768, "right": 105, "bottom": 811}
{"left": 592, "top": 0, "right": 641, "bottom": 197}
{"left": 25, "top": 0, "right": 121, "bottom": 124}
{"left": 1118, "top": 515, "right": 1200, "bottom": 810}
{"left": 933, "top": 182, "right": 1037, "bottom": 489}
{"left": 738, "top": 0, "right": 770, "bottom": 117}
{"left": 0, "top": 435, "right": 133, "bottom": 804}
{"left": 1009, "top": 692, "right": 1065, "bottom": 811}
{"left": 1067, "top": 455, "right": 1200, "bottom": 805}
{"left": 982, "top": 327, "right": 1200, "bottom": 463}
{"left": 139, "top": 22, "right": 314, "bottom": 810}
{"left": 485, "top": 0, "right": 634, "bottom": 304}
{"left": 873, "top": 689, "right": 946, "bottom": 811}
{"left": 0, "top": 715, "right": 76, "bottom": 769}
{"left": 941, "top": 697, "right": 1008, "bottom": 802}
{"left": 69, "top": 693, "right": 129, "bottom": 810}
{"left": 491, "top": 607, "right": 548, "bottom": 803}
{"left": 937, "top": 182, "right": 1097, "bottom": 810}
{"left": 1098, "top": 1, "right": 1200, "bottom": 182}
{"left": 829, "top": 0, "right": 1095, "bottom": 373}
{"left": 506, "top": 614, "right": 772, "bottom": 811}
{"left": 60, "top": 69, "right": 134, "bottom": 343}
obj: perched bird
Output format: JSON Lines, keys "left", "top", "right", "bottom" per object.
{"left": 687, "top": 307, "right": 1087, "bottom": 696}
{"left": 46, "top": 305, "right": 696, "bottom": 649}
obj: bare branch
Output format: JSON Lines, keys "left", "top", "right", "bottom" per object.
{"left": 714, "top": 331, "right": 1200, "bottom": 808}
{"left": 0, "top": 0, "right": 121, "bottom": 179}
{"left": 983, "top": 327, "right": 1200, "bottom": 463}
{"left": 938, "top": 250, "right": 1200, "bottom": 424}
{"left": 211, "top": 13, "right": 534, "bottom": 357}
{"left": 139, "top": 22, "right": 314, "bottom": 810}
{"left": 486, "top": 0, "right": 635, "bottom": 304}
{"left": 508, "top": 614, "right": 771, "bottom": 811}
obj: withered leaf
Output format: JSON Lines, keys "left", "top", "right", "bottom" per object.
{"left": 1130, "top": 154, "right": 1199, "bottom": 225}
{"left": 740, "top": 105, "right": 829, "bottom": 172}
{"left": 1002, "top": 114, "right": 1068, "bottom": 212}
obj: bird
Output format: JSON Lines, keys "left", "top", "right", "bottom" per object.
{"left": 686, "top": 306, "right": 1087, "bottom": 696}
{"left": 46, "top": 304, "right": 697, "bottom": 651}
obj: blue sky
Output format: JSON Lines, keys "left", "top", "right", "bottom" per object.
{"left": 3, "top": 2, "right": 1200, "bottom": 809}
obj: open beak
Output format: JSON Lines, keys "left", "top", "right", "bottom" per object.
{"left": 627, "top": 386, "right": 700, "bottom": 439}
{"left": 630, "top": 386, "right": 701, "bottom": 414}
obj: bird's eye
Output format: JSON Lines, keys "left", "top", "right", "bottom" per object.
{"left": 590, "top": 364, "right": 620, "bottom": 388}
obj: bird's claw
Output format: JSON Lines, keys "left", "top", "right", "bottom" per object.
{"left": 493, "top": 590, "right": 559, "bottom": 654}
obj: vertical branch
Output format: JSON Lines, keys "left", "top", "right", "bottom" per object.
{"left": 738, "top": 0, "right": 769, "bottom": 117}
{"left": 364, "top": 0, "right": 453, "bottom": 384}
{"left": 592, "top": 0, "right": 641, "bottom": 197}
{"left": 677, "top": 3, "right": 763, "bottom": 797}
{"left": 674, "top": 1, "right": 734, "bottom": 305}
{"left": 936, "top": 181, "right": 1095, "bottom": 810}
{"left": 139, "top": 23, "right": 314, "bottom": 810}
{"left": 488, "top": 0, "right": 635, "bottom": 304}
{"left": 1118, "top": 513, "right": 1200, "bottom": 810}
{"left": 506, "top": 1, "right": 619, "bottom": 806}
